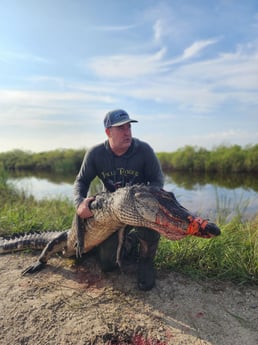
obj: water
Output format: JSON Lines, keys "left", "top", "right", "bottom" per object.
{"left": 166, "top": 180, "right": 257, "bottom": 220}
{"left": 9, "top": 176, "right": 73, "bottom": 200}
{"left": 8, "top": 171, "right": 258, "bottom": 221}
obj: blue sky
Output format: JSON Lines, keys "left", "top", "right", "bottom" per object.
{"left": 0, "top": 0, "right": 257, "bottom": 153}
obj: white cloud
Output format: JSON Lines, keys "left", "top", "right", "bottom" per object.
{"left": 0, "top": 130, "right": 105, "bottom": 153}
{"left": 88, "top": 48, "right": 168, "bottom": 78}
{"left": 173, "top": 49, "right": 258, "bottom": 98}
{"left": 182, "top": 39, "right": 219, "bottom": 59}
{"left": 0, "top": 89, "right": 115, "bottom": 110}
{"left": 96, "top": 41, "right": 258, "bottom": 112}
{"left": 2, "top": 39, "right": 257, "bottom": 141}
{"left": 190, "top": 129, "right": 257, "bottom": 149}
{"left": 153, "top": 19, "right": 163, "bottom": 42}
{"left": 0, "top": 89, "right": 116, "bottom": 134}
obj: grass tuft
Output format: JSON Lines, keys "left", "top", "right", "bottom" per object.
{"left": 155, "top": 217, "right": 258, "bottom": 284}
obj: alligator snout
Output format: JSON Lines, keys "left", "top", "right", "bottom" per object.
{"left": 204, "top": 223, "right": 221, "bottom": 237}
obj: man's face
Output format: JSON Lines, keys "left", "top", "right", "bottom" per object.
{"left": 106, "top": 123, "right": 132, "bottom": 155}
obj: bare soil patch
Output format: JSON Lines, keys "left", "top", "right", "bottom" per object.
{"left": 0, "top": 253, "right": 257, "bottom": 345}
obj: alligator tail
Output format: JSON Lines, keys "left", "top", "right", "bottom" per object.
{"left": 0, "top": 231, "right": 65, "bottom": 254}
{"left": 22, "top": 231, "right": 69, "bottom": 275}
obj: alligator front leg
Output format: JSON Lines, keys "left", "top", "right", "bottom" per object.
{"left": 74, "top": 214, "right": 85, "bottom": 259}
{"left": 22, "top": 231, "right": 68, "bottom": 275}
{"left": 116, "top": 226, "right": 126, "bottom": 269}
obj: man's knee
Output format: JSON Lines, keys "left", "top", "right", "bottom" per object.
{"left": 97, "top": 232, "right": 118, "bottom": 272}
{"left": 135, "top": 227, "right": 160, "bottom": 244}
{"left": 134, "top": 227, "right": 160, "bottom": 259}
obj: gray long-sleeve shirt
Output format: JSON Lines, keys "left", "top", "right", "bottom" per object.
{"left": 73, "top": 138, "right": 164, "bottom": 208}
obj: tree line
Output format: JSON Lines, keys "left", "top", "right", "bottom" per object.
{"left": 0, "top": 148, "right": 85, "bottom": 173}
{"left": 157, "top": 144, "right": 258, "bottom": 173}
{"left": 0, "top": 144, "right": 257, "bottom": 174}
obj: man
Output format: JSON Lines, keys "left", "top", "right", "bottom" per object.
{"left": 74, "top": 109, "right": 164, "bottom": 290}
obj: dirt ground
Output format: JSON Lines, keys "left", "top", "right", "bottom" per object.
{"left": 0, "top": 253, "right": 257, "bottom": 345}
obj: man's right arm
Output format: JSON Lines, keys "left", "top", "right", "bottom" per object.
{"left": 73, "top": 149, "right": 97, "bottom": 216}
{"left": 76, "top": 197, "right": 94, "bottom": 218}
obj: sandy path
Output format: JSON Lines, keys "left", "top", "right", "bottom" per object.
{"left": 0, "top": 253, "right": 257, "bottom": 345}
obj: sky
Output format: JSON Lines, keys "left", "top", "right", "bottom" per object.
{"left": 0, "top": 0, "right": 258, "bottom": 153}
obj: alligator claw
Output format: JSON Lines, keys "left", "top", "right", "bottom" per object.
{"left": 75, "top": 242, "right": 84, "bottom": 259}
{"left": 22, "top": 261, "right": 46, "bottom": 275}
{"left": 75, "top": 214, "right": 85, "bottom": 259}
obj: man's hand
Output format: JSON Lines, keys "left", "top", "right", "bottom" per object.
{"left": 76, "top": 197, "right": 95, "bottom": 218}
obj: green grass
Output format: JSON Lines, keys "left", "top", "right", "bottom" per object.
{"left": 0, "top": 168, "right": 74, "bottom": 235}
{"left": 0, "top": 168, "right": 257, "bottom": 285}
{"left": 155, "top": 219, "right": 258, "bottom": 284}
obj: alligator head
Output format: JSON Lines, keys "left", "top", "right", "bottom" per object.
{"left": 107, "top": 185, "right": 221, "bottom": 241}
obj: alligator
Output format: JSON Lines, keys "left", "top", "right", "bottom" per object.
{"left": 0, "top": 184, "right": 221, "bottom": 274}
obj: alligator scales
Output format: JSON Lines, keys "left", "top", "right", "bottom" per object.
{"left": 0, "top": 185, "right": 221, "bottom": 274}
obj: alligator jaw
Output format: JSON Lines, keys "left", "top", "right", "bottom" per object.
{"left": 133, "top": 186, "right": 220, "bottom": 240}
{"left": 151, "top": 206, "right": 220, "bottom": 240}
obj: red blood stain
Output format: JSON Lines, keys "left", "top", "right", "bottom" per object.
{"left": 195, "top": 312, "right": 205, "bottom": 318}
{"left": 76, "top": 270, "right": 104, "bottom": 288}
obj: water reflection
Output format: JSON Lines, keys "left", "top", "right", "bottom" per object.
{"left": 9, "top": 170, "right": 75, "bottom": 185}
{"left": 7, "top": 170, "right": 258, "bottom": 220}
{"left": 165, "top": 171, "right": 258, "bottom": 219}
{"left": 167, "top": 171, "right": 258, "bottom": 191}
{"left": 9, "top": 176, "right": 74, "bottom": 201}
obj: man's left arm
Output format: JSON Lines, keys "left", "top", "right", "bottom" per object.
{"left": 144, "top": 146, "right": 164, "bottom": 188}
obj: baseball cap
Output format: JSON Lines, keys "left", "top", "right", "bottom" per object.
{"left": 104, "top": 109, "right": 138, "bottom": 128}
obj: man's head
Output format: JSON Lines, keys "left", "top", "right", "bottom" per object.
{"left": 104, "top": 109, "right": 138, "bottom": 156}
{"left": 104, "top": 109, "right": 138, "bottom": 128}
